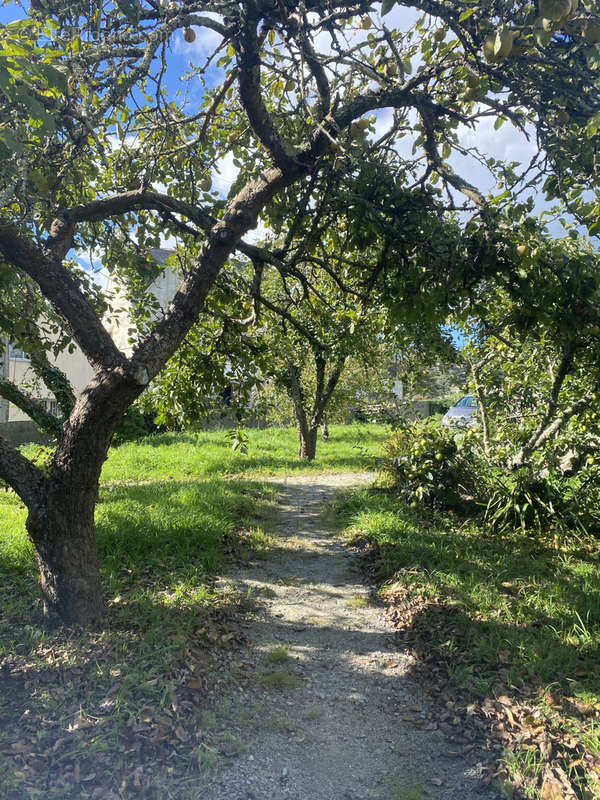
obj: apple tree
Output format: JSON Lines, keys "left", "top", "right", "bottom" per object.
{"left": 1, "top": 0, "right": 600, "bottom": 624}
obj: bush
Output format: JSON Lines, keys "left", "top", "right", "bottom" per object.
{"left": 383, "top": 417, "right": 485, "bottom": 510}
{"left": 113, "top": 406, "right": 159, "bottom": 445}
{"left": 484, "top": 467, "right": 600, "bottom": 535}
{"left": 384, "top": 418, "right": 600, "bottom": 536}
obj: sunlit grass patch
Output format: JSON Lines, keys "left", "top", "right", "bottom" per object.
{"left": 346, "top": 593, "right": 371, "bottom": 608}
{"left": 101, "top": 422, "right": 388, "bottom": 482}
{"left": 0, "top": 452, "right": 279, "bottom": 798}
{"left": 265, "top": 644, "right": 290, "bottom": 664}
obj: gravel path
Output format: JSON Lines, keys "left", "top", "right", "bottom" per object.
{"left": 205, "top": 473, "right": 501, "bottom": 800}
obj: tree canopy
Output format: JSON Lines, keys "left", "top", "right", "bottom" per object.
{"left": 1, "top": 0, "right": 600, "bottom": 624}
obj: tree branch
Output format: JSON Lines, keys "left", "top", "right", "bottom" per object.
{"left": 0, "top": 217, "right": 126, "bottom": 372}
{"left": 29, "top": 354, "right": 76, "bottom": 419}
{"left": 131, "top": 165, "right": 303, "bottom": 380}
{"left": 0, "top": 435, "right": 46, "bottom": 506}
{"left": 236, "top": 12, "right": 297, "bottom": 171}
{"left": 0, "top": 378, "right": 63, "bottom": 439}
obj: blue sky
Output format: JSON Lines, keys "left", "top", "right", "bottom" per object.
{"left": 0, "top": 0, "right": 576, "bottom": 264}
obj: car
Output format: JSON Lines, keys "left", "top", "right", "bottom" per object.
{"left": 441, "top": 395, "right": 478, "bottom": 427}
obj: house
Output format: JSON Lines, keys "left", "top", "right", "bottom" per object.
{"left": 0, "top": 249, "right": 174, "bottom": 439}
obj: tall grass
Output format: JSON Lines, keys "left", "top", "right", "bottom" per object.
{"left": 335, "top": 487, "right": 600, "bottom": 798}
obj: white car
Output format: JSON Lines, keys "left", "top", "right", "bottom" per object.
{"left": 441, "top": 395, "right": 478, "bottom": 427}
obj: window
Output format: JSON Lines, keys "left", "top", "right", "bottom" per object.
{"left": 9, "top": 344, "right": 29, "bottom": 361}
{"left": 456, "top": 395, "right": 476, "bottom": 408}
{"left": 46, "top": 399, "right": 59, "bottom": 417}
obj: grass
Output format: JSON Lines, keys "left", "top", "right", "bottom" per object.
{"left": 265, "top": 644, "right": 291, "bottom": 664}
{"left": 257, "top": 670, "right": 303, "bottom": 690}
{"left": 346, "top": 592, "right": 371, "bottom": 608}
{"left": 0, "top": 424, "right": 384, "bottom": 799}
{"left": 101, "top": 422, "right": 387, "bottom": 482}
{"left": 388, "top": 780, "right": 426, "bottom": 800}
{"left": 335, "top": 487, "right": 600, "bottom": 799}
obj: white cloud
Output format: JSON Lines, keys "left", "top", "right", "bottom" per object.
{"left": 450, "top": 115, "right": 538, "bottom": 197}
{"left": 212, "top": 151, "right": 238, "bottom": 196}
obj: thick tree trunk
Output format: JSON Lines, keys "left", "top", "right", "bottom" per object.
{"left": 22, "top": 371, "right": 142, "bottom": 626}
{"left": 298, "top": 425, "right": 318, "bottom": 461}
{"left": 26, "top": 480, "right": 102, "bottom": 625}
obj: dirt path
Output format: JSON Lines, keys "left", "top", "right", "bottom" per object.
{"left": 206, "top": 473, "right": 501, "bottom": 800}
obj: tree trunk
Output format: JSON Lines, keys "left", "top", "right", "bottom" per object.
{"left": 26, "top": 479, "right": 102, "bottom": 626}
{"left": 21, "top": 372, "right": 141, "bottom": 626}
{"left": 298, "top": 424, "right": 318, "bottom": 461}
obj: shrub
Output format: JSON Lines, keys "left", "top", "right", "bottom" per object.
{"left": 484, "top": 467, "right": 600, "bottom": 535}
{"left": 383, "top": 417, "right": 485, "bottom": 510}
{"left": 384, "top": 418, "right": 600, "bottom": 536}
{"left": 113, "top": 406, "right": 158, "bottom": 445}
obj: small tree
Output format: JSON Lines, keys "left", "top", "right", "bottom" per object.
{"left": 459, "top": 229, "right": 600, "bottom": 475}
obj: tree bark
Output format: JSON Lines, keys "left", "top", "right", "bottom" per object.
{"left": 15, "top": 369, "right": 144, "bottom": 625}
{"left": 26, "top": 479, "right": 103, "bottom": 626}
{"left": 298, "top": 424, "right": 318, "bottom": 461}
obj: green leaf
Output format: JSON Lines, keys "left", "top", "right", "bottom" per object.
{"left": 38, "top": 64, "right": 68, "bottom": 93}
{"left": 381, "top": 0, "right": 396, "bottom": 16}
{"left": 490, "top": 190, "right": 510, "bottom": 204}
{"left": 0, "top": 126, "right": 24, "bottom": 154}
{"left": 494, "top": 116, "right": 506, "bottom": 131}
{"left": 117, "top": 0, "right": 140, "bottom": 23}
{"left": 459, "top": 8, "right": 475, "bottom": 21}
{"left": 588, "top": 220, "right": 600, "bottom": 235}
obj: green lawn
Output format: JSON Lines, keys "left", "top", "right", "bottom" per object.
{"left": 101, "top": 422, "right": 387, "bottom": 482}
{"left": 0, "top": 424, "right": 385, "bottom": 799}
{"left": 335, "top": 487, "right": 600, "bottom": 799}
{"left": 2, "top": 423, "right": 386, "bottom": 637}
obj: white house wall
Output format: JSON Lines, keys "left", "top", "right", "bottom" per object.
{"left": 104, "top": 248, "right": 179, "bottom": 358}
{"left": 7, "top": 250, "right": 178, "bottom": 423}
{"left": 7, "top": 345, "right": 94, "bottom": 423}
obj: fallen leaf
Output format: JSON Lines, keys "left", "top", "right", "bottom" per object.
{"left": 138, "top": 706, "right": 154, "bottom": 723}
{"left": 540, "top": 780, "right": 566, "bottom": 800}
{"left": 174, "top": 725, "right": 189, "bottom": 742}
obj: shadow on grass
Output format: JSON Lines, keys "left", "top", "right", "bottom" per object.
{"left": 340, "top": 488, "right": 600, "bottom": 685}
{"left": 337, "top": 486, "right": 600, "bottom": 797}
{"left": 0, "top": 477, "right": 277, "bottom": 629}
{"left": 0, "top": 475, "right": 282, "bottom": 798}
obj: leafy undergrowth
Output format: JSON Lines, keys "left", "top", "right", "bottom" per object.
{"left": 336, "top": 488, "right": 600, "bottom": 800}
{"left": 0, "top": 452, "right": 280, "bottom": 798}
